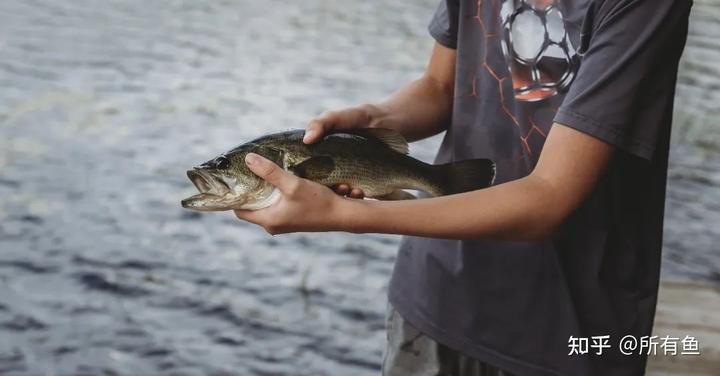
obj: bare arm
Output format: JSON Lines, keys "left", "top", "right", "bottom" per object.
{"left": 304, "top": 42, "right": 456, "bottom": 143}
{"left": 339, "top": 124, "right": 613, "bottom": 240}
{"left": 235, "top": 123, "right": 614, "bottom": 241}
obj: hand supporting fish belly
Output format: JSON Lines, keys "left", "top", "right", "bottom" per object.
{"left": 181, "top": 128, "right": 495, "bottom": 211}
{"left": 231, "top": 152, "right": 350, "bottom": 235}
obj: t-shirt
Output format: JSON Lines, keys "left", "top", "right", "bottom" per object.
{"left": 387, "top": 0, "right": 692, "bottom": 375}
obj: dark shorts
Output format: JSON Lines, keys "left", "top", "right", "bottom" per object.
{"left": 382, "top": 304, "right": 515, "bottom": 376}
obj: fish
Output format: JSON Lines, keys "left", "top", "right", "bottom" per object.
{"left": 181, "top": 129, "right": 495, "bottom": 211}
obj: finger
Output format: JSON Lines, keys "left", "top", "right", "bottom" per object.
{"left": 334, "top": 184, "right": 350, "bottom": 196}
{"left": 305, "top": 110, "right": 341, "bottom": 144}
{"left": 305, "top": 107, "right": 372, "bottom": 144}
{"left": 245, "top": 153, "right": 298, "bottom": 193}
{"left": 304, "top": 119, "right": 331, "bottom": 144}
{"left": 349, "top": 188, "right": 365, "bottom": 199}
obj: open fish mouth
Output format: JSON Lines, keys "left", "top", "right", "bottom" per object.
{"left": 186, "top": 168, "right": 231, "bottom": 197}
{"left": 182, "top": 167, "right": 278, "bottom": 211}
{"left": 181, "top": 168, "right": 240, "bottom": 211}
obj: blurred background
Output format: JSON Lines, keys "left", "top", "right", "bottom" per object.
{"left": 0, "top": 0, "right": 717, "bottom": 375}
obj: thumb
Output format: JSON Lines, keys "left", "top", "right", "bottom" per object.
{"left": 245, "top": 153, "right": 295, "bottom": 192}
{"left": 304, "top": 110, "right": 340, "bottom": 144}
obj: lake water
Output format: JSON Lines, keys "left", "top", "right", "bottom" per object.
{"left": 0, "top": 1, "right": 718, "bottom": 375}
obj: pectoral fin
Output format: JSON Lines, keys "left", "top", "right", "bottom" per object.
{"left": 288, "top": 156, "right": 335, "bottom": 180}
{"left": 375, "top": 190, "right": 417, "bottom": 201}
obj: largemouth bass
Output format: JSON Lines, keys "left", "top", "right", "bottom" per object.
{"left": 181, "top": 129, "right": 495, "bottom": 211}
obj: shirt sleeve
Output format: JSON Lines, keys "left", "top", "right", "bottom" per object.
{"left": 428, "top": 0, "right": 460, "bottom": 49}
{"left": 553, "top": 0, "right": 692, "bottom": 160}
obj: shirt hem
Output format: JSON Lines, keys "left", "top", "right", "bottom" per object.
{"left": 428, "top": 23, "right": 457, "bottom": 49}
{"left": 388, "top": 291, "right": 563, "bottom": 376}
{"left": 553, "top": 108, "right": 654, "bottom": 161}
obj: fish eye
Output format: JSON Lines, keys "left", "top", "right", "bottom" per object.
{"left": 215, "top": 156, "right": 230, "bottom": 169}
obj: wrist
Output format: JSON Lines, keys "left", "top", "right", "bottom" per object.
{"left": 331, "top": 197, "right": 369, "bottom": 233}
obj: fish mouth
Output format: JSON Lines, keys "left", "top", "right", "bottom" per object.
{"left": 185, "top": 168, "right": 232, "bottom": 198}
{"left": 182, "top": 168, "right": 239, "bottom": 211}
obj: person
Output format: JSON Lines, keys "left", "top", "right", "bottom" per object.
{"left": 234, "top": 0, "right": 692, "bottom": 374}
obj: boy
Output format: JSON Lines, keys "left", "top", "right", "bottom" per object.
{"left": 235, "top": 0, "right": 692, "bottom": 374}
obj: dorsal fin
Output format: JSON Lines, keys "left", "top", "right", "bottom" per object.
{"left": 346, "top": 128, "right": 409, "bottom": 154}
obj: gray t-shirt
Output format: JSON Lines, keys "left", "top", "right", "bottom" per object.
{"left": 388, "top": 1, "right": 692, "bottom": 375}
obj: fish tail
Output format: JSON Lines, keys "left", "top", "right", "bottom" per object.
{"left": 431, "top": 159, "right": 496, "bottom": 195}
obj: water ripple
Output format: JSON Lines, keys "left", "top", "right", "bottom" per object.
{"left": 0, "top": 0, "right": 716, "bottom": 375}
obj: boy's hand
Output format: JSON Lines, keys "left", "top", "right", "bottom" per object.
{"left": 303, "top": 104, "right": 379, "bottom": 145}
{"left": 234, "top": 153, "right": 352, "bottom": 235}
{"left": 304, "top": 105, "right": 375, "bottom": 199}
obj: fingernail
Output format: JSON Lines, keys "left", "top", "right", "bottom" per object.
{"left": 245, "top": 153, "right": 260, "bottom": 165}
{"left": 303, "top": 130, "right": 315, "bottom": 142}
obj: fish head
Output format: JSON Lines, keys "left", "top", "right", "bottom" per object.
{"left": 181, "top": 145, "right": 284, "bottom": 211}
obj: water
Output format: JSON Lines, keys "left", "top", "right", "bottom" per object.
{"left": 0, "top": 1, "right": 717, "bottom": 375}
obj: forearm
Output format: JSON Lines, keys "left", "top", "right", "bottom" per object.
{"left": 339, "top": 175, "right": 565, "bottom": 241}
{"left": 365, "top": 74, "right": 453, "bottom": 142}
